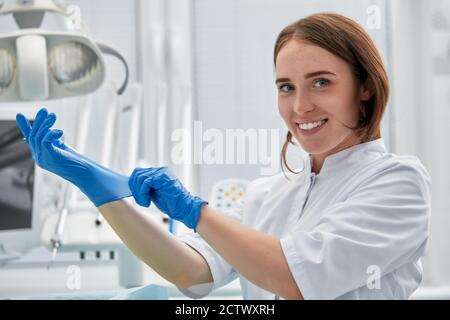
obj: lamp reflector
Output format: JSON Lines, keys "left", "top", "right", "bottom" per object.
{"left": 0, "top": 48, "right": 15, "bottom": 94}
{"left": 49, "top": 41, "right": 100, "bottom": 85}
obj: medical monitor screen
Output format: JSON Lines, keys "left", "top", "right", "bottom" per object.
{"left": 0, "top": 120, "right": 34, "bottom": 231}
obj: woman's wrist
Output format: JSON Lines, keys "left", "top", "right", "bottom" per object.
{"left": 70, "top": 156, "right": 132, "bottom": 207}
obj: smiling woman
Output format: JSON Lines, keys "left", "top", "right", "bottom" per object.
{"left": 14, "top": 12, "right": 431, "bottom": 301}
{"left": 274, "top": 13, "right": 390, "bottom": 174}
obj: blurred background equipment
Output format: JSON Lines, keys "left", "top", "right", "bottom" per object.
{"left": 0, "top": 0, "right": 159, "bottom": 295}
{"left": 0, "top": 0, "right": 129, "bottom": 101}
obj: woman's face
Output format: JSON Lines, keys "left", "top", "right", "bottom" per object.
{"left": 276, "top": 40, "right": 371, "bottom": 160}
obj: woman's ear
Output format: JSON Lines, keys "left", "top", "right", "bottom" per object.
{"left": 360, "top": 78, "right": 374, "bottom": 102}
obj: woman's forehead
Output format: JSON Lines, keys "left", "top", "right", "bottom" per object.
{"left": 275, "top": 40, "right": 349, "bottom": 79}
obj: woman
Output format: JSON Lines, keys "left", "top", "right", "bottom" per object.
{"left": 16, "top": 13, "right": 431, "bottom": 300}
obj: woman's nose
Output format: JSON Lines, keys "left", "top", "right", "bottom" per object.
{"left": 293, "top": 93, "right": 315, "bottom": 115}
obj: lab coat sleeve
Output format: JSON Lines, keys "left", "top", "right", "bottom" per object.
{"left": 280, "top": 158, "right": 432, "bottom": 300}
{"left": 175, "top": 204, "right": 243, "bottom": 299}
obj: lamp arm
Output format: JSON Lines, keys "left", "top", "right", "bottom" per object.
{"left": 96, "top": 42, "right": 129, "bottom": 95}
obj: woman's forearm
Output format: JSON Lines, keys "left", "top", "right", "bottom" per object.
{"left": 196, "top": 205, "right": 303, "bottom": 299}
{"left": 97, "top": 200, "right": 213, "bottom": 287}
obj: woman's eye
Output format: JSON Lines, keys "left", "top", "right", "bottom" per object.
{"left": 278, "top": 84, "right": 293, "bottom": 93}
{"left": 313, "top": 79, "right": 329, "bottom": 88}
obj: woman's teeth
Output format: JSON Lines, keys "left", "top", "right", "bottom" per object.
{"left": 298, "top": 119, "right": 327, "bottom": 131}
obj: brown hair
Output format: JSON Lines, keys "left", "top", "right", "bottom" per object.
{"left": 275, "top": 13, "right": 390, "bottom": 174}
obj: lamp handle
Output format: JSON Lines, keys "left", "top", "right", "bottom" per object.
{"left": 16, "top": 34, "right": 49, "bottom": 100}
{"left": 96, "top": 42, "right": 129, "bottom": 96}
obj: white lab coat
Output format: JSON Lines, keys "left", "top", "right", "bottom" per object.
{"left": 177, "top": 138, "right": 432, "bottom": 299}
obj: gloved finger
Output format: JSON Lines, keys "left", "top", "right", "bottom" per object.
{"left": 130, "top": 168, "right": 156, "bottom": 203}
{"left": 135, "top": 168, "right": 167, "bottom": 198}
{"left": 132, "top": 168, "right": 153, "bottom": 207}
{"left": 34, "top": 113, "right": 57, "bottom": 147}
{"left": 29, "top": 108, "right": 48, "bottom": 138}
{"left": 134, "top": 168, "right": 156, "bottom": 190}
{"left": 136, "top": 182, "right": 151, "bottom": 207}
{"left": 131, "top": 169, "right": 159, "bottom": 205}
{"left": 129, "top": 168, "right": 144, "bottom": 198}
{"left": 150, "top": 167, "right": 177, "bottom": 190}
{"left": 138, "top": 169, "right": 170, "bottom": 197}
{"left": 138, "top": 175, "right": 166, "bottom": 207}
{"left": 16, "top": 114, "right": 32, "bottom": 140}
{"left": 29, "top": 108, "right": 48, "bottom": 150}
{"left": 51, "top": 135, "right": 66, "bottom": 149}
{"left": 138, "top": 172, "right": 179, "bottom": 212}
{"left": 130, "top": 168, "right": 166, "bottom": 206}
{"left": 135, "top": 184, "right": 158, "bottom": 208}
{"left": 130, "top": 168, "right": 156, "bottom": 197}
{"left": 137, "top": 174, "right": 156, "bottom": 206}
{"left": 42, "top": 129, "right": 64, "bottom": 151}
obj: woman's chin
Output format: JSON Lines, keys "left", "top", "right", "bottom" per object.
{"left": 298, "top": 139, "right": 329, "bottom": 155}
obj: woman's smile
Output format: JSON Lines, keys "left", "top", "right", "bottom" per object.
{"left": 296, "top": 118, "right": 329, "bottom": 137}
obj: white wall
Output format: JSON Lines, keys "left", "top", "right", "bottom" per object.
{"left": 389, "top": 0, "right": 450, "bottom": 287}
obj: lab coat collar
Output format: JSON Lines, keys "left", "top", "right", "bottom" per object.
{"left": 305, "top": 138, "right": 387, "bottom": 177}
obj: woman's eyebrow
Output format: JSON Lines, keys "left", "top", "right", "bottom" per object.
{"left": 305, "top": 70, "right": 336, "bottom": 79}
{"left": 275, "top": 71, "right": 336, "bottom": 84}
{"left": 275, "top": 77, "right": 291, "bottom": 84}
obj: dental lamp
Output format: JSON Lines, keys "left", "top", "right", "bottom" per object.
{"left": 0, "top": 0, "right": 140, "bottom": 287}
{"left": 0, "top": 0, "right": 128, "bottom": 101}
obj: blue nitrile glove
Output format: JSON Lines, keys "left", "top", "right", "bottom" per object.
{"left": 16, "top": 107, "right": 132, "bottom": 207}
{"left": 129, "top": 167, "right": 208, "bottom": 230}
